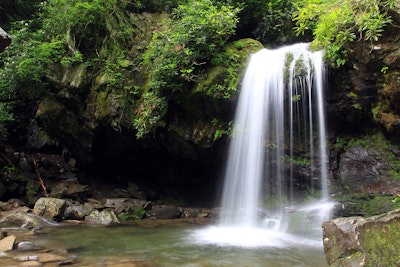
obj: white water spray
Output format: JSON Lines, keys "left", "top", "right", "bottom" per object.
{"left": 191, "top": 43, "right": 333, "bottom": 248}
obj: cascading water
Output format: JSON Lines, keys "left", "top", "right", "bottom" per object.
{"left": 191, "top": 43, "right": 334, "bottom": 248}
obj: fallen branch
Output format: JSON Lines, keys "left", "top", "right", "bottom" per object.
{"left": 32, "top": 158, "right": 49, "bottom": 198}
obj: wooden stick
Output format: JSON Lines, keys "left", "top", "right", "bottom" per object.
{"left": 32, "top": 158, "right": 48, "bottom": 198}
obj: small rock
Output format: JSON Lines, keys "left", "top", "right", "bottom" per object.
{"left": 20, "top": 261, "right": 43, "bottom": 267}
{"left": 85, "top": 210, "right": 120, "bottom": 225}
{"left": 64, "top": 202, "right": 94, "bottom": 220}
{"left": 57, "top": 258, "right": 77, "bottom": 265}
{"left": 37, "top": 252, "right": 67, "bottom": 263}
{"left": 17, "top": 241, "right": 35, "bottom": 250}
{"left": 0, "top": 235, "right": 16, "bottom": 252}
{"left": 13, "top": 255, "right": 39, "bottom": 261}
{"left": 0, "top": 251, "right": 8, "bottom": 258}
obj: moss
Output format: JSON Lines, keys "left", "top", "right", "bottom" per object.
{"left": 372, "top": 70, "right": 400, "bottom": 132}
{"left": 119, "top": 206, "right": 145, "bottom": 220}
{"left": 333, "top": 193, "right": 400, "bottom": 217}
{"left": 197, "top": 38, "right": 263, "bottom": 99}
{"left": 361, "top": 219, "right": 400, "bottom": 266}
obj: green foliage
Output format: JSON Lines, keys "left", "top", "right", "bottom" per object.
{"left": 283, "top": 154, "right": 310, "bottom": 166}
{"left": 212, "top": 119, "right": 234, "bottom": 140}
{"left": 144, "top": 0, "right": 239, "bottom": 91}
{"left": 206, "top": 39, "right": 256, "bottom": 99}
{"left": 225, "top": 0, "right": 301, "bottom": 45}
{"left": 133, "top": 91, "right": 167, "bottom": 138}
{"left": 140, "top": 0, "right": 239, "bottom": 136}
{"left": 119, "top": 206, "right": 146, "bottom": 220}
{"left": 294, "top": 0, "right": 394, "bottom": 67}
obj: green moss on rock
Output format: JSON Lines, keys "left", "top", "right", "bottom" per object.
{"left": 196, "top": 38, "right": 264, "bottom": 99}
{"left": 361, "top": 218, "right": 400, "bottom": 266}
{"left": 333, "top": 193, "right": 400, "bottom": 217}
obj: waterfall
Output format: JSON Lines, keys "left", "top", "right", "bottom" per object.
{"left": 190, "top": 43, "right": 333, "bottom": 248}
{"left": 220, "top": 43, "right": 330, "bottom": 229}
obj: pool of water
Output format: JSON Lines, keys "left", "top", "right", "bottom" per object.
{"left": 43, "top": 220, "right": 328, "bottom": 267}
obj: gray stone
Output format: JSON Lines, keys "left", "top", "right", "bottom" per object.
{"left": 0, "top": 211, "right": 58, "bottom": 228}
{"left": 16, "top": 241, "right": 35, "bottom": 250}
{"left": 64, "top": 202, "right": 95, "bottom": 220}
{"left": 338, "top": 146, "right": 389, "bottom": 193}
{"left": 146, "top": 205, "right": 182, "bottom": 219}
{"left": 84, "top": 210, "right": 120, "bottom": 225}
{"left": 33, "top": 197, "right": 66, "bottom": 221}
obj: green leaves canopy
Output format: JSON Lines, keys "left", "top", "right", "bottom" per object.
{"left": 294, "top": 0, "right": 394, "bottom": 67}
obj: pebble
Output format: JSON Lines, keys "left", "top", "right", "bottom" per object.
{"left": 20, "top": 261, "right": 43, "bottom": 267}
{"left": 13, "top": 255, "right": 39, "bottom": 262}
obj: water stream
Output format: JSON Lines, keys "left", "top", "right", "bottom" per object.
{"left": 194, "top": 43, "right": 333, "bottom": 247}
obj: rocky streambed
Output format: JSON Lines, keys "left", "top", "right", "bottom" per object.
{"left": 0, "top": 197, "right": 218, "bottom": 267}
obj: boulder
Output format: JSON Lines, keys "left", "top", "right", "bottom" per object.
{"left": 33, "top": 197, "right": 66, "bottom": 221}
{"left": 64, "top": 202, "right": 95, "bottom": 220}
{"left": 323, "top": 208, "right": 400, "bottom": 266}
{"left": 0, "top": 27, "right": 11, "bottom": 52}
{"left": 145, "top": 205, "right": 182, "bottom": 219}
{"left": 84, "top": 210, "right": 120, "bottom": 225}
{"left": 0, "top": 211, "right": 58, "bottom": 228}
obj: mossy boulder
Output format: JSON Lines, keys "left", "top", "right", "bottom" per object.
{"left": 196, "top": 38, "right": 264, "bottom": 99}
{"left": 323, "top": 209, "right": 400, "bottom": 267}
{"left": 167, "top": 38, "right": 263, "bottom": 149}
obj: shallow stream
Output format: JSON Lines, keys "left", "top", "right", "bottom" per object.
{"left": 40, "top": 220, "right": 328, "bottom": 267}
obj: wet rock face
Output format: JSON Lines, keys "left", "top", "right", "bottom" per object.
{"left": 337, "top": 146, "right": 389, "bottom": 193}
{"left": 323, "top": 209, "right": 400, "bottom": 267}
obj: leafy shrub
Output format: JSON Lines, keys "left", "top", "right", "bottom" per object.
{"left": 137, "top": 0, "right": 239, "bottom": 137}
{"left": 294, "top": 0, "right": 394, "bottom": 67}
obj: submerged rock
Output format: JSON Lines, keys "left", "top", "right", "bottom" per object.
{"left": 323, "top": 208, "right": 400, "bottom": 266}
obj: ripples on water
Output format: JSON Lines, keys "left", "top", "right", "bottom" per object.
{"left": 43, "top": 221, "right": 328, "bottom": 267}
